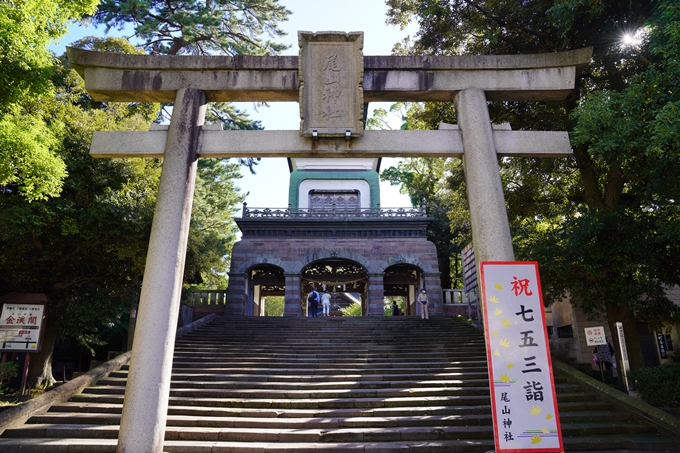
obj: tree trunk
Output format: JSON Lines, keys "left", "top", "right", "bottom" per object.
{"left": 438, "top": 255, "right": 452, "bottom": 289}
{"left": 27, "top": 321, "right": 57, "bottom": 390}
{"left": 606, "top": 303, "right": 645, "bottom": 391}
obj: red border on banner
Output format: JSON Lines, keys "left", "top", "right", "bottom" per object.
{"left": 480, "top": 261, "right": 564, "bottom": 453}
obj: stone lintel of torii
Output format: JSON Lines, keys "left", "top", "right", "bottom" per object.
{"left": 90, "top": 125, "right": 572, "bottom": 159}
{"left": 67, "top": 32, "right": 592, "bottom": 453}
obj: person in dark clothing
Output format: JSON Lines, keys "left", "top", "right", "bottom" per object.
{"left": 308, "top": 288, "right": 320, "bottom": 317}
{"left": 593, "top": 342, "right": 615, "bottom": 370}
{"left": 391, "top": 300, "right": 400, "bottom": 316}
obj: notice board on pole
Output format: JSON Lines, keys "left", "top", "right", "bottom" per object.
{"left": 0, "top": 303, "right": 47, "bottom": 352}
{"left": 479, "top": 262, "right": 563, "bottom": 453}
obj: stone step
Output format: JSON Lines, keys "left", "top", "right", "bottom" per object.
{"left": 97, "top": 377, "right": 495, "bottom": 390}
{"left": 166, "top": 363, "right": 492, "bottom": 373}
{"left": 69, "top": 393, "right": 497, "bottom": 409}
{"left": 171, "top": 351, "right": 488, "bottom": 360}
{"left": 85, "top": 379, "right": 582, "bottom": 395}
{"left": 47, "top": 398, "right": 617, "bottom": 419}
{"left": 107, "top": 370, "right": 492, "bottom": 382}
{"left": 1, "top": 315, "right": 674, "bottom": 452}
{"left": 1, "top": 436, "right": 678, "bottom": 453}
{"left": 166, "top": 362, "right": 490, "bottom": 371}
{"left": 82, "top": 385, "right": 496, "bottom": 398}
{"left": 28, "top": 408, "right": 634, "bottom": 429}
{"left": 68, "top": 390, "right": 600, "bottom": 409}
{"left": 2, "top": 420, "right": 657, "bottom": 442}
{"left": 48, "top": 402, "right": 497, "bottom": 417}
{"left": 169, "top": 357, "right": 489, "bottom": 367}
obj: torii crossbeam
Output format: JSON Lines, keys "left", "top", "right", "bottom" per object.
{"left": 67, "top": 34, "right": 591, "bottom": 453}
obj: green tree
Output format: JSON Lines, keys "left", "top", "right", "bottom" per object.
{"left": 264, "top": 296, "right": 284, "bottom": 317}
{"left": 92, "top": 0, "right": 290, "bottom": 56}
{"left": 185, "top": 158, "right": 245, "bottom": 288}
{"left": 90, "top": 0, "right": 291, "bottom": 171}
{"left": 381, "top": 156, "right": 469, "bottom": 289}
{"left": 371, "top": 103, "right": 469, "bottom": 289}
{"left": 341, "top": 302, "right": 362, "bottom": 317}
{"left": 0, "top": 0, "right": 99, "bottom": 201}
{"left": 0, "top": 39, "right": 248, "bottom": 387}
{"left": 385, "top": 0, "right": 680, "bottom": 371}
{"left": 0, "top": 47, "right": 161, "bottom": 388}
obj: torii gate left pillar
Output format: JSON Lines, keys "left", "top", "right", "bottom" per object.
{"left": 116, "top": 88, "right": 206, "bottom": 453}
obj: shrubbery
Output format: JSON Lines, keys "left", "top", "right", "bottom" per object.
{"left": 0, "top": 361, "right": 19, "bottom": 394}
{"left": 629, "top": 364, "right": 680, "bottom": 408}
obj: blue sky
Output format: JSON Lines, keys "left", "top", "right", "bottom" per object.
{"left": 53, "top": 0, "right": 418, "bottom": 207}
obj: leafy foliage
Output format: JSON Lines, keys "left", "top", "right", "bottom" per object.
{"left": 373, "top": 103, "right": 468, "bottom": 288}
{"left": 185, "top": 158, "right": 244, "bottom": 287}
{"left": 383, "top": 0, "right": 680, "bottom": 370}
{"left": 341, "top": 302, "right": 362, "bottom": 317}
{"left": 0, "top": 51, "right": 161, "bottom": 362}
{"left": 0, "top": 361, "right": 19, "bottom": 394}
{"left": 92, "top": 0, "right": 290, "bottom": 56}
{"left": 0, "top": 0, "right": 99, "bottom": 200}
{"left": 264, "top": 296, "right": 284, "bottom": 317}
{"left": 629, "top": 363, "right": 680, "bottom": 408}
{"left": 0, "top": 36, "right": 247, "bottom": 386}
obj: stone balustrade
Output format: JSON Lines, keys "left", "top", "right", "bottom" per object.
{"left": 241, "top": 203, "right": 427, "bottom": 219}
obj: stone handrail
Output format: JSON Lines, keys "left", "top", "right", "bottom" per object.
{"left": 241, "top": 203, "right": 427, "bottom": 219}
{"left": 0, "top": 351, "right": 131, "bottom": 434}
{"left": 0, "top": 313, "right": 219, "bottom": 434}
{"left": 553, "top": 360, "right": 680, "bottom": 441}
{"left": 442, "top": 288, "right": 477, "bottom": 304}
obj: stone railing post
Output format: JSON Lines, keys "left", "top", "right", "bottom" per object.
{"left": 117, "top": 88, "right": 206, "bottom": 453}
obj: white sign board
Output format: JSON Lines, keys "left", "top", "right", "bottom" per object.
{"left": 584, "top": 326, "right": 606, "bottom": 346}
{"left": 615, "top": 321, "right": 632, "bottom": 393}
{"left": 480, "top": 262, "right": 563, "bottom": 453}
{"left": 0, "top": 304, "right": 46, "bottom": 351}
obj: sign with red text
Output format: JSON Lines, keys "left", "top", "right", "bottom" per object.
{"left": 584, "top": 326, "right": 606, "bottom": 346}
{"left": 0, "top": 303, "right": 46, "bottom": 352}
{"left": 480, "top": 262, "right": 563, "bottom": 453}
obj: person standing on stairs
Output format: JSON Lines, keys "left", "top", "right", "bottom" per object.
{"left": 321, "top": 290, "right": 332, "bottom": 317}
{"left": 308, "top": 287, "right": 320, "bottom": 317}
{"left": 418, "top": 289, "right": 429, "bottom": 319}
{"left": 391, "top": 299, "right": 400, "bottom": 316}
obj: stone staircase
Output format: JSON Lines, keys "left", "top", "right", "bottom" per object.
{"left": 0, "top": 316, "right": 677, "bottom": 452}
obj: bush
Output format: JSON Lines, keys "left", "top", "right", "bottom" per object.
{"left": 629, "top": 364, "right": 680, "bottom": 408}
{"left": 0, "top": 361, "right": 19, "bottom": 394}
{"left": 341, "top": 302, "right": 362, "bottom": 317}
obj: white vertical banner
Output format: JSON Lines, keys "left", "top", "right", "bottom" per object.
{"left": 480, "top": 262, "right": 563, "bottom": 453}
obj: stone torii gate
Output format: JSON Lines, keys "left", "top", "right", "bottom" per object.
{"left": 68, "top": 32, "right": 591, "bottom": 453}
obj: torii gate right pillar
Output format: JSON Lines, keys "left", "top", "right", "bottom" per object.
{"left": 455, "top": 87, "right": 515, "bottom": 263}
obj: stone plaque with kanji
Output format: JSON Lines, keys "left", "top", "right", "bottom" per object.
{"left": 298, "top": 31, "right": 364, "bottom": 137}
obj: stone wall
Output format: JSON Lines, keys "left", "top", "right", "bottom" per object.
{"left": 226, "top": 230, "right": 442, "bottom": 317}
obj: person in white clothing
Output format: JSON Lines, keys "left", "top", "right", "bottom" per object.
{"left": 321, "top": 290, "right": 332, "bottom": 317}
{"left": 418, "top": 289, "right": 429, "bottom": 319}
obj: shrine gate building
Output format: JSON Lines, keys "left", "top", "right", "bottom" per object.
{"left": 225, "top": 156, "right": 443, "bottom": 317}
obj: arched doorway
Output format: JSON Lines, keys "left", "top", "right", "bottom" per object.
{"left": 247, "top": 264, "right": 285, "bottom": 316}
{"left": 384, "top": 264, "right": 423, "bottom": 316}
{"left": 301, "top": 258, "right": 367, "bottom": 316}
